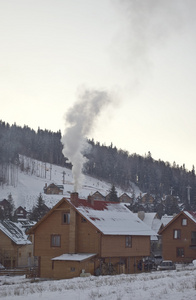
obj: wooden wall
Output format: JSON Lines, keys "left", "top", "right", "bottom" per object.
{"left": 0, "top": 231, "right": 33, "bottom": 268}
{"left": 52, "top": 259, "right": 95, "bottom": 279}
{"left": 34, "top": 201, "right": 71, "bottom": 257}
{"left": 76, "top": 214, "right": 100, "bottom": 254}
{"left": 0, "top": 231, "right": 17, "bottom": 268}
{"left": 101, "top": 235, "right": 150, "bottom": 257}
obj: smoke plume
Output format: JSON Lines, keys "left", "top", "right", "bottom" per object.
{"left": 61, "top": 89, "right": 111, "bottom": 192}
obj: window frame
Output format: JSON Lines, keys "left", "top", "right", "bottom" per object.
{"left": 173, "top": 229, "right": 181, "bottom": 240}
{"left": 181, "top": 218, "right": 187, "bottom": 226}
{"left": 51, "top": 234, "right": 61, "bottom": 247}
{"left": 191, "top": 231, "right": 196, "bottom": 245}
{"left": 62, "top": 212, "right": 70, "bottom": 225}
{"left": 125, "top": 235, "right": 132, "bottom": 248}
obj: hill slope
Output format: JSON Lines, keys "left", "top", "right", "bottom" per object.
{"left": 0, "top": 156, "right": 140, "bottom": 211}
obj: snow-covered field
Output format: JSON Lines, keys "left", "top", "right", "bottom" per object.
{"left": 0, "top": 267, "right": 195, "bottom": 300}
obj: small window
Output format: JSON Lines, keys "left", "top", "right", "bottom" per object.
{"left": 125, "top": 236, "right": 132, "bottom": 248}
{"left": 173, "top": 229, "right": 181, "bottom": 239}
{"left": 182, "top": 218, "right": 187, "bottom": 226}
{"left": 51, "top": 234, "right": 61, "bottom": 247}
{"left": 191, "top": 231, "right": 196, "bottom": 245}
{"left": 81, "top": 217, "right": 87, "bottom": 223}
{"left": 70, "top": 267, "right": 75, "bottom": 272}
{"left": 177, "top": 247, "right": 184, "bottom": 257}
{"left": 62, "top": 212, "right": 70, "bottom": 224}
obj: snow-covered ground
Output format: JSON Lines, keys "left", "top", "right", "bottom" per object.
{"left": 0, "top": 156, "right": 139, "bottom": 211}
{"left": 0, "top": 266, "right": 195, "bottom": 300}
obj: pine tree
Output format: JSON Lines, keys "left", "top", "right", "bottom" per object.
{"left": 7, "top": 193, "right": 15, "bottom": 219}
{"left": 30, "top": 193, "right": 49, "bottom": 221}
{"left": 108, "top": 185, "right": 119, "bottom": 202}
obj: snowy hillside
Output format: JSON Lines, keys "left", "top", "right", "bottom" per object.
{"left": 0, "top": 156, "right": 140, "bottom": 211}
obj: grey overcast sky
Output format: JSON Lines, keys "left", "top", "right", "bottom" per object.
{"left": 1, "top": 0, "right": 196, "bottom": 170}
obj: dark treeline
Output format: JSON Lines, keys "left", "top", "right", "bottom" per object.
{"left": 0, "top": 121, "right": 65, "bottom": 165}
{"left": 85, "top": 139, "right": 196, "bottom": 210}
{"left": 0, "top": 121, "right": 196, "bottom": 210}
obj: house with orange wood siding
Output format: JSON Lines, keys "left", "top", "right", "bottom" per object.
{"left": 159, "top": 211, "right": 196, "bottom": 263}
{"left": 28, "top": 192, "right": 156, "bottom": 279}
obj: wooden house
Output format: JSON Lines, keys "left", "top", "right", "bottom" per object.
{"left": 14, "top": 206, "right": 28, "bottom": 220}
{"left": 28, "top": 192, "right": 155, "bottom": 279}
{"left": 119, "top": 193, "right": 133, "bottom": 204}
{"left": 159, "top": 211, "right": 196, "bottom": 263}
{"left": 140, "top": 193, "right": 155, "bottom": 204}
{"left": 91, "top": 191, "right": 105, "bottom": 201}
{"left": 0, "top": 220, "right": 34, "bottom": 268}
{"left": 44, "top": 183, "right": 64, "bottom": 195}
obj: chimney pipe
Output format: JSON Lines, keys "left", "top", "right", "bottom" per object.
{"left": 87, "top": 195, "right": 94, "bottom": 206}
{"left": 70, "top": 192, "right": 79, "bottom": 207}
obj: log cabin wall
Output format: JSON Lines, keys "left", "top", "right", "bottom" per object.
{"left": 101, "top": 235, "right": 150, "bottom": 257}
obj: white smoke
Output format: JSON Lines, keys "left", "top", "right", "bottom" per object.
{"left": 61, "top": 89, "right": 112, "bottom": 192}
{"left": 113, "top": 0, "right": 196, "bottom": 74}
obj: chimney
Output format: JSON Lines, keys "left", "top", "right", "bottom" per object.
{"left": 138, "top": 211, "right": 145, "bottom": 221}
{"left": 70, "top": 192, "right": 79, "bottom": 207}
{"left": 87, "top": 195, "right": 94, "bottom": 206}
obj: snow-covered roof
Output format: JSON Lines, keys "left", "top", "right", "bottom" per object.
{"left": 70, "top": 199, "right": 156, "bottom": 236}
{"left": 0, "top": 220, "right": 32, "bottom": 245}
{"left": 184, "top": 211, "right": 196, "bottom": 224}
{"left": 52, "top": 253, "right": 97, "bottom": 262}
{"left": 142, "top": 213, "right": 157, "bottom": 227}
{"left": 160, "top": 215, "right": 174, "bottom": 227}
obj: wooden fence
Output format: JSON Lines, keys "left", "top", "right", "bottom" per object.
{"left": 0, "top": 266, "right": 38, "bottom": 277}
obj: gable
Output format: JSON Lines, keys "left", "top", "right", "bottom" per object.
{"left": 92, "top": 191, "right": 105, "bottom": 201}
{"left": 159, "top": 211, "right": 196, "bottom": 234}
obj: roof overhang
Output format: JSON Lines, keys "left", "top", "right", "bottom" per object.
{"left": 51, "top": 253, "right": 97, "bottom": 262}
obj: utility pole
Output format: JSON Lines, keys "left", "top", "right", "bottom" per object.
{"left": 170, "top": 187, "right": 174, "bottom": 196}
{"left": 62, "top": 171, "right": 65, "bottom": 184}
{"left": 50, "top": 164, "right": 52, "bottom": 180}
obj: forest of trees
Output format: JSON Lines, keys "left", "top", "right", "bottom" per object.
{"left": 0, "top": 120, "right": 196, "bottom": 211}
{"left": 85, "top": 139, "right": 196, "bottom": 210}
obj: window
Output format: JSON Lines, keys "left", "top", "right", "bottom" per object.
{"left": 173, "top": 229, "right": 181, "bottom": 239}
{"left": 51, "top": 234, "right": 61, "bottom": 247}
{"left": 182, "top": 218, "right": 187, "bottom": 226}
{"left": 191, "top": 231, "right": 196, "bottom": 245}
{"left": 62, "top": 212, "right": 70, "bottom": 224}
{"left": 70, "top": 267, "right": 75, "bottom": 272}
{"left": 177, "top": 247, "right": 184, "bottom": 257}
{"left": 81, "top": 217, "right": 87, "bottom": 223}
{"left": 125, "top": 236, "right": 132, "bottom": 248}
